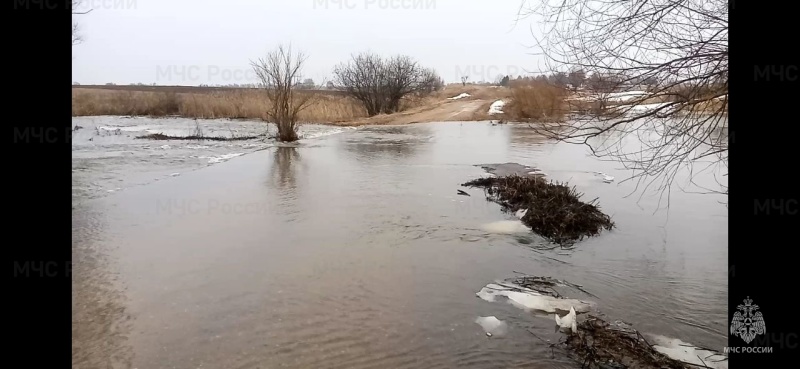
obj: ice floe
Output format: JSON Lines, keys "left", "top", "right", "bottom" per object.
{"left": 475, "top": 316, "right": 508, "bottom": 337}
{"left": 650, "top": 335, "right": 728, "bottom": 369}
{"left": 480, "top": 220, "right": 530, "bottom": 234}
{"left": 592, "top": 171, "right": 615, "bottom": 183}
{"left": 201, "top": 153, "right": 245, "bottom": 164}
{"left": 476, "top": 282, "right": 593, "bottom": 314}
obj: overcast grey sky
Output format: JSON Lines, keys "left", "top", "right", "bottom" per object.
{"left": 71, "top": 0, "right": 547, "bottom": 86}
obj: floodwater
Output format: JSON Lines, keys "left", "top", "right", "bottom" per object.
{"left": 72, "top": 117, "right": 728, "bottom": 369}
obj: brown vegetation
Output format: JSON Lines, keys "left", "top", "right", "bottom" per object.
{"left": 503, "top": 80, "right": 569, "bottom": 122}
{"left": 72, "top": 84, "right": 512, "bottom": 126}
{"left": 462, "top": 175, "right": 614, "bottom": 246}
{"left": 72, "top": 88, "right": 367, "bottom": 123}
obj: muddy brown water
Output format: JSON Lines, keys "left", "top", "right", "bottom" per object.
{"left": 72, "top": 118, "right": 727, "bottom": 369}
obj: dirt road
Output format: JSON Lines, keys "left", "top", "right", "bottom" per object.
{"left": 341, "top": 86, "right": 508, "bottom": 126}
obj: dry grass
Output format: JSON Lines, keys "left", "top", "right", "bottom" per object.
{"left": 72, "top": 85, "right": 520, "bottom": 126}
{"left": 438, "top": 85, "right": 513, "bottom": 101}
{"left": 72, "top": 88, "right": 368, "bottom": 123}
{"left": 503, "top": 80, "right": 569, "bottom": 122}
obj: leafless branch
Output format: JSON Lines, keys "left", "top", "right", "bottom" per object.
{"left": 72, "top": 0, "right": 93, "bottom": 45}
{"left": 519, "top": 0, "right": 728, "bottom": 203}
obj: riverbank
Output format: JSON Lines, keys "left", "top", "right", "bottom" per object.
{"left": 72, "top": 84, "right": 559, "bottom": 126}
{"left": 73, "top": 83, "right": 725, "bottom": 129}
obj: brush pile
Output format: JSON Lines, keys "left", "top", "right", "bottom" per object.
{"left": 565, "top": 316, "right": 710, "bottom": 369}
{"left": 462, "top": 175, "right": 614, "bottom": 245}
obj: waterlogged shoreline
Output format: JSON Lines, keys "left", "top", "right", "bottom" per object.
{"left": 71, "top": 116, "right": 355, "bottom": 205}
{"left": 72, "top": 120, "right": 727, "bottom": 368}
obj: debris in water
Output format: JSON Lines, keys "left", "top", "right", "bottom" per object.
{"left": 510, "top": 274, "right": 598, "bottom": 298}
{"left": 563, "top": 315, "right": 726, "bottom": 369}
{"left": 170, "top": 173, "right": 180, "bottom": 177}
{"left": 462, "top": 175, "right": 615, "bottom": 245}
{"left": 457, "top": 189, "right": 471, "bottom": 197}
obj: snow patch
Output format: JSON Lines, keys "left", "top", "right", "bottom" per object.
{"left": 488, "top": 100, "right": 506, "bottom": 115}
{"left": 604, "top": 91, "right": 650, "bottom": 102}
{"left": 476, "top": 282, "right": 593, "bottom": 314}
{"left": 614, "top": 102, "right": 678, "bottom": 115}
{"left": 448, "top": 93, "right": 471, "bottom": 100}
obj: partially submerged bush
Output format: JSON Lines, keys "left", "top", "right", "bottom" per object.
{"left": 565, "top": 316, "right": 709, "bottom": 369}
{"left": 462, "top": 175, "right": 614, "bottom": 245}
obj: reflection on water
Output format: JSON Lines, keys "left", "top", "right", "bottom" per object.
{"left": 268, "top": 147, "right": 305, "bottom": 222}
{"left": 340, "top": 125, "right": 432, "bottom": 163}
{"left": 72, "top": 121, "right": 727, "bottom": 369}
{"left": 270, "top": 147, "right": 302, "bottom": 190}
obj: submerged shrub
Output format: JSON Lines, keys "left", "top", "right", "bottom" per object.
{"left": 462, "top": 175, "right": 614, "bottom": 245}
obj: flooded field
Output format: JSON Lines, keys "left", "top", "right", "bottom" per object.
{"left": 72, "top": 117, "right": 727, "bottom": 368}
{"left": 71, "top": 116, "right": 353, "bottom": 204}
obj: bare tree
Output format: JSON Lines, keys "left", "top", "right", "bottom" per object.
{"left": 332, "top": 52, "right": 442, "bottom": 116}
{"left": 520, "top": 0, "right": 728, "bottom": 204}
{"left": 548, "top": 71, "right": 569, "bottom": 88}
{"left": 251, "top": 45, "right": 314, "bottom": 142}
{"left": 72, "top": 0, "right": 92, "bottom": 46}
{"left": 567, "top": 69, "right": 586, "bottom": 90}
{"left": 461, "top": 76, "right": 469, "bottom": 86}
